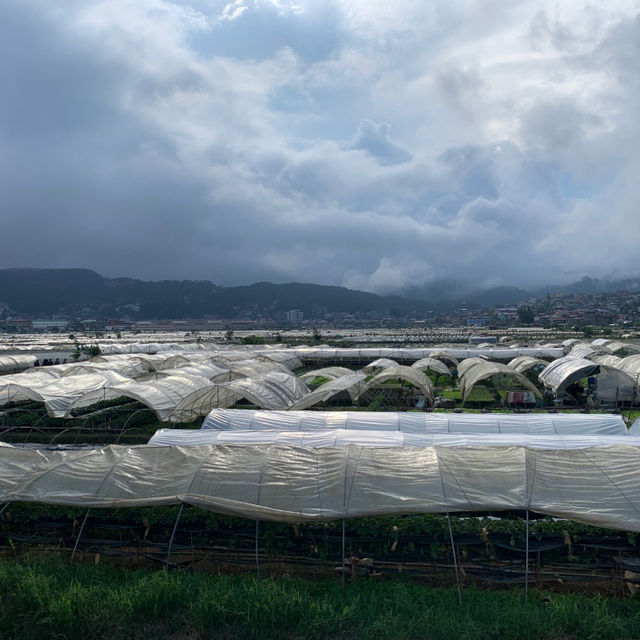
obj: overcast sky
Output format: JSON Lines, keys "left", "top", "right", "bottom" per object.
{"left": 1, "top": 0, "right": 639, "bottom": 293}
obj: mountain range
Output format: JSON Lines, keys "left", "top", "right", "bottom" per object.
{"left": 0, "top": 269, "right": 427, "bottom": 318}
{"left": 1, "top": 269, "right": 639, "bottom": 319}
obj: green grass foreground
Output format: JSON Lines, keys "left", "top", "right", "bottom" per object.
{"left": 1, "top": 557, "right": 640, "bottom": 639}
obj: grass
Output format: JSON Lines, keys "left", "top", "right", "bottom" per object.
{"left": 1, "top": 555, "right": 639, "bottom": 639}
{"left": 443, "top": 387, "right": 495, "bottom": 402}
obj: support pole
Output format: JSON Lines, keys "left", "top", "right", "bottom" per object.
{"left": 255, "top": 520, "right": 261, "bottom": 582}
{"left": 447, "top": 513, "right": 462, "bottom": 605}
{"left": 525, "top": 509, "right": 530, "bottom": 603}
{"left": 71, "top": 509, "right": 91, "bottom": 565}
{"left": 341, "top": 518, "right": 346, "bottom": 595}
{"left": 165, "top": 503, "right": 184, "bottom": 572}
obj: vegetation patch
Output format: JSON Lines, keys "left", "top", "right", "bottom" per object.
{"left": 1, "top": 555, "right": 640, "bottom": 639}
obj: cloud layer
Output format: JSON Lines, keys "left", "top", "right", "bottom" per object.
{"left": 1, "top": 0, "right": 639, "bottom": 293}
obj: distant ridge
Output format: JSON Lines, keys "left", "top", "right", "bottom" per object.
{"left": 1, "top": 268, "right": 639, "bottom": 319}
{"left": 0, "top": 268, "right": 430, "bottom": 318}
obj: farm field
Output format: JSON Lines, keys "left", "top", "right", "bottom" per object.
{"left": 3, "top": 338, "right": 640, "bottom": 637}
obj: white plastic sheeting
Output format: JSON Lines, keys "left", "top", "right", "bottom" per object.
{"left": 589, "top": 354, "right": 623, "bottom": 368}
{"left": 410, "top": 358, "right": 451, "bottom": 377}
{"left": 592, "top": 340, "right": 640, "bottom": 355}
{"left": 97, "top": 342, "right": 208, "bottom": 355}
{"left": 426, "top": 351, "right": 459, "bottom": 367}
{"left": 166, "top": 371, "right": 310, "bottom": 422}
{"left": 458, "top": 361, "right": 541, "bottom": 402}
{"left": 0, "top": 355, "right": 37, "bottom": 374}
{"left": 539, "top": 356, "right": 636, "bottom": 401}
{"left": 569, "top": 343, "right": 611, "bottom": 359}
{"left": 225, "top": 360, "right": 291, "bottom": 378}
{"left": 609, "top": 342, "right": 640, "bottom": 355}
{"left": 4, "top": 372, "right": 132, "bottom": 417}
{"left": 0, "top": 370, "right": 61, "bottom": 403}
{"left": 2, "top": 437, "right": 640, "bottom": 530}
{"left": 298, "top": 367, "right": 353, "bottom": 384}
{"left": 289, "top": 372, "right": 367, "bottom": 410}
{"left": 273, "top": 347, "right": 564, "bottom": 363}
{"left": 68, "top": 373, "right": 213, "bottom": 421}
{"left": 508, "top": 356, "right": 549, "bottom": 374}
{"left": 617, "top": 355, "right": 640, "bottom": 387}
{"left": 157, "top": 364, "right": 231, "bottom": 382}
{"left": 357, "top": 366, "right": 434, "bottom": 403}
{"left": 200, "top": 409, "right": 628, "bottom": 436}
{"left": 59, "top": 359, "right": 151, "bottom": 379}
{"left": 362, "top": 358, "right": 399, "bottom": 374}
{"left": 456, "top": 357, "right": 488, "bottom": 378}
{"left": 149, "top": 429, "right": 633, "bottom": 448}
{"left": 215, "top": 371, "right": 309, "bottom": 410}
{"left": 257, "top": 352, "right": 303, "bottom": 371}
{"left": 540, "top": 357, "right": 600, "bottom": 393}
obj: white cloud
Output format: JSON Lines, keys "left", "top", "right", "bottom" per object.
{"left": 1, "top": 0, "right": 640, "bottom": 293}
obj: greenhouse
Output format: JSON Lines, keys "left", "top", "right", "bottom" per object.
{"left": 539, "top": 356, "right": 636, "bottom": 402}
{"left": 457, "top": 361, "right": 541, "bottom": 403}
{"left": 456, "top": 357, "right": 488, "bottom": 378}
{"left": 356, "top": 365, "right": 435, "bottom": 404}
{"left": 616, "top": 354, "right": 640, "bottom": 388}
{"left": 0, "top": 355, "right": 37, "bottom": 374}
{"left": 2, "top": 371, "right": 132, "bottom": 417}
{"left": 67, "top": 373, "right": 213, "bottom": 421}
{"left": 298, "top": 367, "right": 353, "bottom": 384}
{"left": 568, "top": 343, "right": 611, "bottom": 359}
{"left": 162, "top": 371, "right": 309, "bottom": 422}
{"left": 148, "top": 429, "right": 631, "bottom": 448}
{"left": 274, "top": 346, "right": 563, "bottom": 364}
{"left": 424, "top": 350, "right": 459, "bottom": 368}
{"left": 1, "top": 435, "right": 640, "bottom": 530}
{"left": 507, "top": 356, "right": 549, "bottom": 374}
{"left": 151, "top": 363, "right": 232, "bottom": 382}
{"left": 0, "top": 369, "right": 61, "bottom": 403}
{"left": 200, "top": 408, "right": 628, "bottom": 435}
{"left": 289, "top": 372, "right": 367, "bottom": 410}
{"left": 410, "top": 357, "right": 451, "bottom": 376}
{"left": 591, "top": 339, "right": 640, "bottom": 355}
{"left": 589, "top": 353, "right": 624, "bottom": 368}
{"left": 362, "top": 358, "right": 399, "bottom": 374}
{"left": 209, "top": 371, "right": 308, "bottom": 410}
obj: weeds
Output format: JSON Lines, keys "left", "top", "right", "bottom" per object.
{"left": 1, "top": 555, "right": 639, "bottom": 639}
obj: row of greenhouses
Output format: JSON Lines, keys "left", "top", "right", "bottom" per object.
{"left": 1, "top": 411, "right": 640, "bottom": 530}
{"left": 2, "top": 340, "right": 640, "bottom": 421}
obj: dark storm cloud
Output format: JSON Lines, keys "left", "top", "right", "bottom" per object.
{"left": 1, "top": 0, "right": 640, "bottom": 293}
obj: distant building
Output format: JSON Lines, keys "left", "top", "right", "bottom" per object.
{"left": 32, "top": 319, "right": 68, "bottom": 331}
{"left": 4, "top": 317, "right": 31, "bottom": 331}
{"left": 285, "top": 309, "right": 304, "bottom": 324}
{"left": 132, "top": 318, "right": 256, "bottom": 331}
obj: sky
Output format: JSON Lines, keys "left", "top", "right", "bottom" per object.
{"left": 1, "top": 0, "right": 639, "bottom": 294}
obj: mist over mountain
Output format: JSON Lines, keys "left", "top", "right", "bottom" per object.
{"left": 535, "top": 276, "right": 640, "bottom": 296}
{"left": 401, "top": 276, "right": 640, "bottom": 306}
